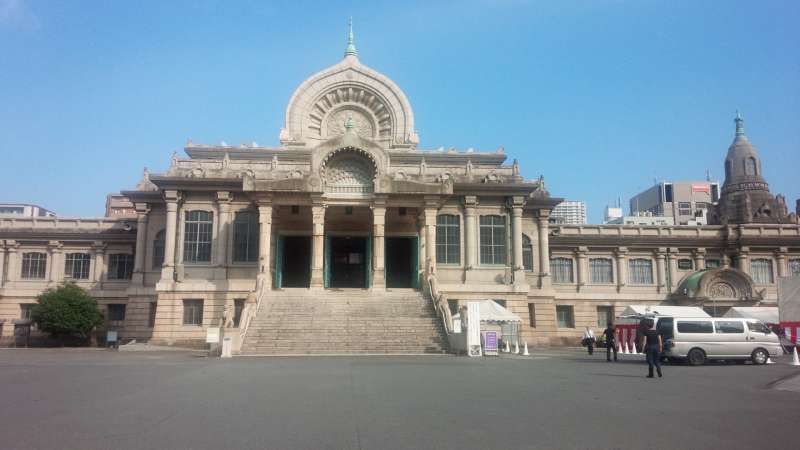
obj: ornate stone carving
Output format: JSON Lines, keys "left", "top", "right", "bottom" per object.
{"left": 326, "top": 109, "right": 374, "bottom": 139}
{"left": 708, "top": 281, "right": 735, "bottom": 298}
{"left": 322, "top": 150, "right": 375, "bottom": 194}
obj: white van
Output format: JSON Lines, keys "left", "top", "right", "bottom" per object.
{"left": 659, "top": 317, "right": 782, "bottom": 366}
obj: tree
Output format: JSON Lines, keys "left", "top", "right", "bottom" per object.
{"left": 31, "top": 282, "right": 104, "bottom": 343}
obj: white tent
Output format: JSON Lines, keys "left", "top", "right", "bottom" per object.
{"left": 618, "top": 305, "right": 710, "bottom": 319}
{"left": 452, "top": 300, "right": 522, "bottom": 323}
{"left": 723, "top": 307, "right": 779, "bottom": 324}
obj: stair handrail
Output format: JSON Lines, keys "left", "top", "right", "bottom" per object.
{"left": 426, "top": 272, "right": 453, "bottom": 335}
{"left": 239, "top": 274, "right": 268, "bottom": 342}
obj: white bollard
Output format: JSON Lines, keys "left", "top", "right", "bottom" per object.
{"left": 504, "top": 340, "right": 511, "bottom": 353}
{"left": 522, "top": 341, "right": 530, "bottom": 356}
{"left": 631, "top": 341, "right": 638, "bottom": 354}
{"left": 514, "top": 341, "right": 520, "bottom": 354}
{"left": 792, "top": 347, "right": 800, "bottom": 367}
{"left": 623, "top": 341, "right": 629, "bottom": 355}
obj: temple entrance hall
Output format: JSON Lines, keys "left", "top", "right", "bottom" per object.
{"left": 385, "top": 236, "right": 418, "bottom": 288}
{"left": 278, "top": 235, "right": 312, "bottom": 288}
{"left": 328, "top": 236, "right": 369, "bottom": 288}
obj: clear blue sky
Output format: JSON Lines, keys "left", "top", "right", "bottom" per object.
{"left": 1, "top": 0, "right": 798, "bottom": 223}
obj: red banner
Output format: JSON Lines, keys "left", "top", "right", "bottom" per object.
{"left": 692, "top": 184, "right": 710, "bottom": 193}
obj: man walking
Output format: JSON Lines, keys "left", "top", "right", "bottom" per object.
{"left": 640, "top": 319, "right": 663, "bottom": 378}
{"left": 603, "top": 322, "right": 617, "bottom": 362}
{"left": 583, "top": 327, "right": 595, "bottom": 355}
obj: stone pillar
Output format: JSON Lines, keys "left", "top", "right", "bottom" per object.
{"left": 160, "top": 190, "right": 181, "bottom": 282}
{"left": 693, "top": 248, "right": 706, "bottom": 271}
{"left": 92, "top": 241, "right": 106, "bottom": 288}
{"left": 215, "top": 192, "right": 232, "bottom": 279}
{"left": 510, "top": 197, "right": 525, "bottom": 284}
{"left": 423, "top": 206, "right": 437, "bottom": 275}
{"left": 775, "top": 247, "right": 788, "bottom": 278}
{"left": 575, "top": 247, "right": 588, "bottom": 290}
{"left": 616, "top": 247, "right": 628, "bottom": 292}
{"left": 258, "top": 202, "right": 273, "bottom": 288}
{"left": 310, "top": 204, "right": 325, "bottom": 288}
{"left": 737, "top": 247, "right": 750, "bottom": 274}
{"left": 537, "top": 210, "right": 551, "bottom": 288}
{"left": 655, "top": 248, "right": 666, "bottom": 293}
{"left": 132, "top": 203, "right": 150, "bottom": 285}
{"left": 722, "top": 253, "right": 731, "bottom": 269}
{"left": 463, "top": 196, "right": 478, "bottom": 270}
{"left": 47, "top": 241, "right": 63, "bottom": 285}
{"left": 0, "top": 244, "right": 6, "bottom": 287}
{"left": 5, "top": 241, "right": 19, "bottom": 283}
{"left": 372, "top": 204, "right": 386, "bottom": 289}
{"left": 667, "top": 248, "right": 678, "bottom": 293}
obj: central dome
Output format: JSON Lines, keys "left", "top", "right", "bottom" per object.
{"left": 279, "top": 23, "right": 419, "bottom": 149}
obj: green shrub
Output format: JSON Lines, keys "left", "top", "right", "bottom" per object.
{"left": 31, "top": 282, "right": 104, "bottom": 342}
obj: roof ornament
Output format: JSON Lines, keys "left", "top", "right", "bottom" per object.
{"left": 735, "top": 110, "right": 745, "bottom": 136}
{"left": 344, "top": 17, "right": 358, "bottom": 58}
{"left": 344, "top": 113, "right": 355, "bottom": 132}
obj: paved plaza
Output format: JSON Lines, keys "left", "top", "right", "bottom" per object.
{"left": 1, "top": 349, "right": 799, "bottom": 450}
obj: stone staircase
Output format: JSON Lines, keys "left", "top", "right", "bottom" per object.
{"left": 240, "top": 289, "right": 449, "bottom": 355}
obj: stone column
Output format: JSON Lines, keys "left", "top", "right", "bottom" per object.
{"left": 310, "top": 204, "right": 325, "bottom": 288}
{"left": 616, "top": 247, "right": 628, "bottom": 292}
{"left": 737, "top": 247, "right": 750, "bottom": 274}
{"left": 258, "top": 202, "right": 273, "bottom": 289}
{"left": 5, "top": 241, "right": 19, "bottom": 283}
{"left": 47, "top": 241, "right": 63, "bottom": 285}
{"left": 463, "top": 196, "right": 478, "bottom": 270}
{"left": 92, "top": 241, "right": 106, "bottom": 288}
{"left": 215, "top": 192, "right": 232, "bottom": 279}
{"left": 372, "top": 204, "right": 386, "bottom": 289}
{"left": 775, "top": 247, "right": 788, "bottom": 278}
{"left": 576, "top": 246, "right": 588, "bottom": 290}
{"left": 0, "top": 244, "right": 6, "bottom": 287}
{"left": 160, "top": 190, "right": 181, "bottom": 282}
{"left": 655, "top": 248, "right": 666, "bottom": 293}
{"left": 132, "top": 203, "right": 150, "bottom": 285}
{"left": 510, "top": 197, "right": 525, "bottom": 284}
{"left": 667, "top": 248, "right": 678, "bottom": 293}
{"left": 693, "top": 248, "right": 706, "bottom": 271}
{"left": 423, "top": 206, "right": 437, "bottom": 275}
{"left": 537, "top": 210, "right": 551, "bottom": 288}
{"left": 722, "top": 253, "right": 731, "bottom": 269}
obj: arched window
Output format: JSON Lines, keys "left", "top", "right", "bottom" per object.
{"left": 152, "top": 229, "right": 165, "bottom": 269}
{"left": 789, "top": 259, "right": 800, "bottom": 277}
{"left": 522, "top": 234, "right": 534, "bottom": 271}
{"left": 233, "top": 210, "right": 259, "bottom": 262}
{"left": 750, "top": 258, "right": 774, "bottom": 284}
{"left": 589, "top": 258, "right": 613, "bottom": 284}
{"left": 184, "top": 210, "right": 213, "bottom": 263}
{"left": 744, "top": 157, "right": 756, "bottom": 176}
{"left": 550, "top": 257, "right": 574, "bottom": 283}
{"left": 628, "top": 259, "right": 654, "bottom": 285}
{"left": 479, "top": 215, "right": 507, "bottom": 265}
{"left": 436, "top": 214, "right": 460, "bottom": 265}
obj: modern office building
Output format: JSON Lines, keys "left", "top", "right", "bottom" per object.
{"left": 0, "top": 204, "right": 56, "bottom": 218}
{"left": 630, "top": 181, "right": 720, "bottom": 225}
{"left": 551, "top": 201, "right": 587, "bottom": 225}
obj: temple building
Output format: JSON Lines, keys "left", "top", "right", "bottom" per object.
{"left": 1, "top": 26, "right": 799, "bottom": 351}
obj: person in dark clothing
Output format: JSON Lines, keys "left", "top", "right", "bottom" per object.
{"left": 603, "top": 323, "right": 617, "bottom": 362}
{"left": 640, "top": 319, "right": 663, "bottom": 378}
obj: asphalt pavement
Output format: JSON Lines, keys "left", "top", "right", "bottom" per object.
{"left": 1, "top": 348, "right": 799, "bottom": 450}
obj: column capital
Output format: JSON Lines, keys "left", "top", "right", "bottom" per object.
{"left": 536, "top": 209, "right": 551, "bottom": 220}
{"left": 5, "top": 240, "right": 19, "bottom": 252}
{"left": 738, "top": 246, "right": 750, "bottom": 255}
{"left": 463, "top": 195, "right": 478, "bottom": 208}
{"left": 507, "top": 195, "right": 526, "bottom": 209}
{"left": 615, "top": 247, "right": 628, "bottom": 256}
{"left": 91, "top": 241, "right": 107, "bottom": 253}
{"left": 775, "top": 247, "right": 789, "bottom": 256}
{"left": 47, "top": 240, "right": 63, "bottom": 252}
{"left": 576, "top": 246, "right": 588, "bottom": 256}
{"left": 163, "top": 190, "right": 181, "bottom": 203}
{"left": 693, "top": 247, "right": 706, "bottom": 256}
{"left": 134, "top": 202, "right": 151, "bottom": 215}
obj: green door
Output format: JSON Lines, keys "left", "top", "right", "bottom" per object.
{"left": 411, "top": 235, "right": 420, "bottom": 289}
{"left": 323, "top": 235, "right": 331, "bottom": 288}
{"left": 274, "top": 235, "right": 283, "bottom": 288}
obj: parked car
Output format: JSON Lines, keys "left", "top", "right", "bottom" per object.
{"left": 660, "top": 317, "right": 782, "bottom": 366}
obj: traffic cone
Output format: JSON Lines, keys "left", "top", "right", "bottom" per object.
{"left": 623, "top": 341, "right": 629, "bottom": 354}
{"left": 791, "top": 347, "right": 800, "bottom": 367}
{"left": 504, "top": 340, "right": 511, "bottom": 353}
{"left": 766, "top": 356, "right": 775, "bottom": 365}
{"left": 522, "top": 342, "right": 530, "bottom": 356}
{"left": 631, "top": 342, "right": 638, "bottom": 354}
{"left": 514, "top": 341, "right": 520, "bottom": 354}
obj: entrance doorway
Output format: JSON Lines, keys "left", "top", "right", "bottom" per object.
{"left": 278, "top": 236, "right": 311, "bottom": 288}
{"left": 385, "top": 236, "right": 419, "bottom": 289}
{"left": 329, "top": 236, "right": 368, "bottom": 288}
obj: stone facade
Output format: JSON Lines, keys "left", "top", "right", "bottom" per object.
{"left": 2, "top": 30, "right": 799, "bottom": 349}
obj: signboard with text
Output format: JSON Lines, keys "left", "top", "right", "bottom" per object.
{"left": 484, "top": 331, "right": 498, "bottom": 356}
